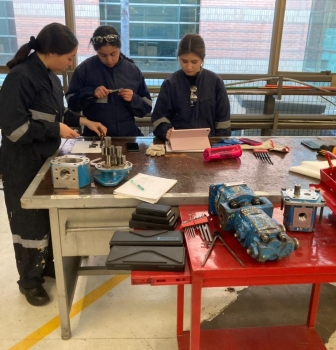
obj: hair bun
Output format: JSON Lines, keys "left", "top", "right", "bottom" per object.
{"left": 28, "top": 36, "right": 37, "bottom": 50}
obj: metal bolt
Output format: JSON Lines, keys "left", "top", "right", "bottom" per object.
{"left": 294, "top": 184, "right": 301, "bottom": 196}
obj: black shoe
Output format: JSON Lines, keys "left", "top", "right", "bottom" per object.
{"left": 19, "top": 285, "right": 50, "bottom": 306}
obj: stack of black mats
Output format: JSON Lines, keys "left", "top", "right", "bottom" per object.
{"left": 105, "top": 203, "right": 185, "bottom": 272}
{"left": 129, "top": 203, "right": 179, "bottom": 230}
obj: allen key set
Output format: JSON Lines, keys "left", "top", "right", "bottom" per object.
{"left": 202, "top": 231, "right": 245, "bottom": 268}
{"left": 253, "top": 149, "right": 273, "bottom": 165}
{"left": 180, "top": 214, "right": 212, "bottom": 242}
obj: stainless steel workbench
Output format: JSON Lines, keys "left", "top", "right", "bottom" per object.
{"left": 20, "top": 136, "right": 334, "bottom": 339}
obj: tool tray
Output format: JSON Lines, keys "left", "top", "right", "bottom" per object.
{"left": 105, "top": 246, "right": 185, "bottom": 272}
{"left": 315, "top": 151, "right": 336, "bottom": 215}
{"left": 109, "top": 229, "right": 184, "bottom": 246}
{"left": 320, "top": 152, "right": 336, "bottom": 193}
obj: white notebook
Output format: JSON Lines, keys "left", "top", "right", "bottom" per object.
{"left": 113, "top": 173, "right": 177, "bottom": 204}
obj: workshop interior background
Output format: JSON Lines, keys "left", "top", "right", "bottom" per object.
{"left": 1, "top": 0, "right": 336, "bottom": 349}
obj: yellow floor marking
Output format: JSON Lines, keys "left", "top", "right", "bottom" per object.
{"left": 10, "top": 274, "right": 129, "bottom": 350}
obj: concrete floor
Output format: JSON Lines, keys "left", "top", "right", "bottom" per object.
{"left": 1, "top": 178, "right": 336, "bottom": 350}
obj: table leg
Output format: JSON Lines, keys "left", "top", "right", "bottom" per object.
{"left": 177, "top": 284, "right": 184, "bottom": 336}
{"left": 49, "top": 209, "right": 72, "bottom": 340}
{"left": 190, "top": 277, "right": 202, "bottom": 350}
{"left": 307, "top": 283, "right": 322, "bottom": 328}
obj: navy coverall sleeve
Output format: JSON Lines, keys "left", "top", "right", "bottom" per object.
{"left": 126, "top": 74, "right": 152, "bottom": 118}
{"left": 151, "top": 79, "right": 174, "bottom": 140}
{"left": 66, "top": 67, "right": 97, "bottom": 112}
{"left": 0, "top": 72, "right": 60, "bottom": 145}
{"left": 63, "top": 108, "right": 81, "bottom": 127}
{"left": 215, "top": 79, "right": 231, "bottom": 136}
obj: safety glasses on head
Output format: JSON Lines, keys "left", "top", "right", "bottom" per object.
{"left": 91, "top": 34, "right": 119, "bottom": 44}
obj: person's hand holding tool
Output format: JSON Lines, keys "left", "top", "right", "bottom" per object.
{"left": 118, "top": 88, "right": 133, "bottom": 102}
{"left": 94, "top": 85, "right": 110, "bottom": 99}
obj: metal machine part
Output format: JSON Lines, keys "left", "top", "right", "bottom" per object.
{"left": 94, "top": 136, "right": 133, "bottom": 186}
{"left": 209, "top": 182, "right": 273, "bottom": 230}
{"left": 281, "top": 184, "right": 326, "bottom": 232}
{"left": 209, "top": 182, "right": 299, "bottom": 262}
{"left": 237, "top": 207, "right": 299, "bottom": 263}
{"left": 50, "top": 155, "right": 91, "bottom": 189}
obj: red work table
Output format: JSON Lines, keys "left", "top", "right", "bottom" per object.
{"left": 132, "top": 204, "right": 336, "bottom": 350}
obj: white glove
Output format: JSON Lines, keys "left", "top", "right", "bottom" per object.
{"left": 240, "top": 140, "right": 290, "bottom": 153}
{"left": 145, "top": 143, "right": 165, "bottom": 156}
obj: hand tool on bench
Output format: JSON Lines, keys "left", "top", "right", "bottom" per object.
{"left": 253, "top": 149, "right": 273, "bottom": 165}
{"left": 202, "top": 231, "right": 245, "bottom": 267}
{"left": 181, "top": 214, "right": 212, "bottom": 242}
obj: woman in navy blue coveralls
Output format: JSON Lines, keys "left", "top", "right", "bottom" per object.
{"left": 0, "top": 23, "right": 106, "bottom": 306}
{"left": 151, "top": 33, "right": 231, "bottom": 141}
{"left": 66, "top": 26, "right": 152, "bottom": 137}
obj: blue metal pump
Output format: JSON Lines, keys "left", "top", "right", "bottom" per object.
{"left": 209, "top": 182, "right": 299, "bottom": 262}
{"left": 234, "top": 207, "right": 299, "bottom": 262}
{"left": 209, "top": 182, "right": 273, "bottom": 230}
{"left": 281, "top": 184, "right": 326, "bottom": 232}
{"left": 94, "top": 136, "right": 132, "bottom": 186}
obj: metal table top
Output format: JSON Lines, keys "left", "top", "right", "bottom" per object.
{"left": 21, "top": 136, "right": 335, "bottom": 209}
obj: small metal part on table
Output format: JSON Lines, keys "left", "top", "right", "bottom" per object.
{"left": 90, "top": 158, "right": 103, "bottom": 166}
{"left": 89, "top": 137, "right": 98, "bottom": 148}
{"left": 253, "top": 149, "right": 273, "bottom": 165}
{"left": 108, "top": 88, "right": 123, "bottom": 93}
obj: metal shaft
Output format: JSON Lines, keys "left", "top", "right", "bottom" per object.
{"left": 201, "top": 238, "right": 217, "bottom": 267}
{"left": 218, "top": 235, "right": 246, "bottom": 267}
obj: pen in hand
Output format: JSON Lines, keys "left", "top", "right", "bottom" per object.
{"left": 130, "top": 179, "right": 145, "bottom": 191}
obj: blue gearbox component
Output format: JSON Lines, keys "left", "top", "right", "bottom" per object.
{"left": 209, "top": 182, "right": 273, "bottom": 230}
{"left": 234, "top": 207, "right": 299, "bottom": 262}
{"left": 50, "top": 155, "right": 91, "bottom": 189}
{"left": 208, "top": 182, "right": 299, "bottom": 262}
{"left": 94, "top": 161, "right": 132, "bottom": 186}
{"left": 281, "top": 184, "right": 326, "bottom": 232}
{"left": 94, "top": 136, "right": 133, "bottom": 186}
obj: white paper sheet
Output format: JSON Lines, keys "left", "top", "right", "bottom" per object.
{"left": 114, "top": 173, "right": 177, "bottom": 204}
{"left": 71, "top": 140, "right": 102, "bottom": 154}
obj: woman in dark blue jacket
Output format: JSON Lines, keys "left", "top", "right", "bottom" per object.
{"left": 66, "top": 26, "right": 152, "bottom": 137}
{"left": 151, "top": 33, "right": 231, "bottom": 141}
{"left": 0, "top": 23, "right": 106, "bottom": 307}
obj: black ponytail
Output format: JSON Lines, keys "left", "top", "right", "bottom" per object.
{"left": 7, "top": 43, "right": 31, "bottom": 69}
{"left": 6, "top": 23, "right": 78, "bottom": 70}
